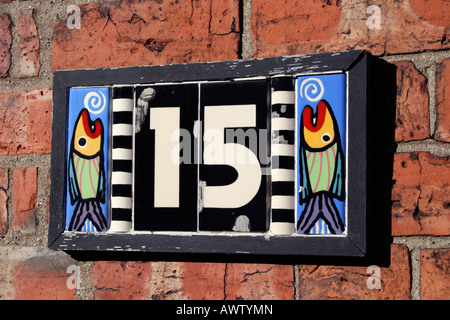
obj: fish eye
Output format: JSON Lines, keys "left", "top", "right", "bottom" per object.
{"left": 77, "top": 136, "right": 87, "bottom": 148}
{"left": 321, "top": 133, "right": 331, "bottom": 143}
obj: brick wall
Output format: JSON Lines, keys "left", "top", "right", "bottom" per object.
{"left": 0, "top": 0, "right": 448, "bottom": 300}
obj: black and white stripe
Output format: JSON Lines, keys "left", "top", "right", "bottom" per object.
{"left": 109, "top": 86, "right": 133, "bottom": 232}
{"left": 270, "top": 77, "right": 296, "bottom": 235}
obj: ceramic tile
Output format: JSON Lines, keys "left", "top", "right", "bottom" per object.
{"left": 296, "top": 74, "right": 347, "bottom": 235}
{"left": 109, "top": 86, "right": 134, "bottom": 232}
{"left": 199, "top": 80, "right": 269, "bottom": 232}
{"left": 66, "top": 87, "right": 110, "bottom": 232}
{"left": 270, "top": 77, "right": 296, "bottom": 235}
{"left": 134, "top": 84, "right": 199, "bottom": 231}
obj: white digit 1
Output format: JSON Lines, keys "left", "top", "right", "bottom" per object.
{"left": 203, "top": 105, "right": 262, "bottom": 208}
{"left": 150, "top": 107, "right": 180, "bottom": 207}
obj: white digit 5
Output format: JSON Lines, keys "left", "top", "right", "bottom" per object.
{"left": 203, "top": 105, "right": 262, "bottom": 208}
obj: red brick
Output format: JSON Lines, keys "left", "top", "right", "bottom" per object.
{"left": 12, "top": 167, "right": 37, "bottom": 233}
{"left": 0, "top": 13, "right": 12, "bottom": 78}
{"left": 420, "top": 249, "right": 450, "bottom": 300}
{"left": 51, "top": 0, "right": 240, "bottom": 71}
{"left": 251, "top": 0, "right": 342, "bottom": 57}
{"left": 127, "top": 262, "right": 227, "bottom": 300}
{"left": 0, "top": 190, "right": 7, "bottom": 235}
{"left": 142, "top": 262, "right": 225, "bottom": 300}
{"left": 92, "top": 261, "right": 294, "bottom": 300}
{"left": 409, "top": 0, "right": 450, "bottom": 27}
{"left": 0, "top": 88, "right": 52, "bottom": 155}
{"left": 392, "top": 61, "right": 430, "bottom": 142}
{"left": 145, "top": 261, "right": 184, "bottom": 300}
{"left": 91, "top": 261, "right": 152, "bottom": 300}
{"left": 251, "top": 0, "right": 450, "bottom": 58}
{"left": 5, "top": 247, "right": 76, "bottom": 300}
{"left": 9, "top": 248, "right": 75, "bottom": 300}
{"left": 0, "top": 168, "right": 7, "bottom": 189}
{"left": 181, "top": 262, "right": 226, "bottom": 300}
{"left": 92, "top": 261, "right": 228, "bottom": 300}
{"left": 0, "top": 168, "right": 8, "bottom": 235}
{"left": 435, "top": 59, "right": 450, "bottom": 142}
{"left": 298, "top": 244, "right": 411, "bottom": 300}
{"left": 211, "top": 0, "right": 239, "bottom": 35}
{"left": 18, "top": 9, "right": 40, "bottom": 78}
{"left": 392, "top": 153, "right": 450, "bottom": 236}
{"left": 181, "top": 262, "right": 294, "bottom": 300}
{"left": 224, "top": 263, "right": 294, "bottom": 300}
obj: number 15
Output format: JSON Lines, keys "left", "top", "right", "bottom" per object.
{"left": 150, "top": 104, "right": 262, "bottom": 210}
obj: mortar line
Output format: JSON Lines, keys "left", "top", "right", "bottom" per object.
{"left": 382, "top": 49, "right": 450, "bottom": 63}
{"left": 241, "top": 0, "right": 253, "bottom": 59}
{"left": 396, "top": 139, "right": 450, "bottom": 157}
{"left": 394, "top": 235, "right": 450, "bottom": 300}
{"left": 75, "top": 260, "right": 95, "bottom": 300}
{"left": 393, "top": 235, "right": 450, "bottom": 249}
{"left": 426, "top": 64, "right": 437, "bottom": 137}
{"left": 410, "top": 248, "right": 421, "bottom": 300}
{"left": 293, "top": 264, "right": 300, "bottom": 300}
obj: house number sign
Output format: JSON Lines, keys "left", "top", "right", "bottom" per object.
{"left": 49, "top": 50, "right": 372, "bottom": 257}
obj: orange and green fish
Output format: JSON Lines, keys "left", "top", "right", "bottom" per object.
{"left": 67, "top": 109, "right": 107, "bottom": 231}
{"left": 297, "top": 100, "right": 345, "bottom": 234}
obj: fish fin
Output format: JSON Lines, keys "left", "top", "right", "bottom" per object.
{"left": 298, "top": 146, "right": 311, "bottom": 204}
{"left": 68, "top": 155, "right": 79, "bottom": 205}
{"left": 97, "top": 158, "right": 106, "bottom": 204}
{"left": 330, "top": 145, "right": 345, "bottom": 201}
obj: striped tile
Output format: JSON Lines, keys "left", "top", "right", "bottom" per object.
{"left": 270, "top": 77, "right": 296, "bottom": 235}
{"left": 109, "top": 86, "right": 134, "bottom": 232}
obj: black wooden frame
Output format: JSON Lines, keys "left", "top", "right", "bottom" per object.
{"left": 49, "top": 50, "right": 369, "bottom": 257}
